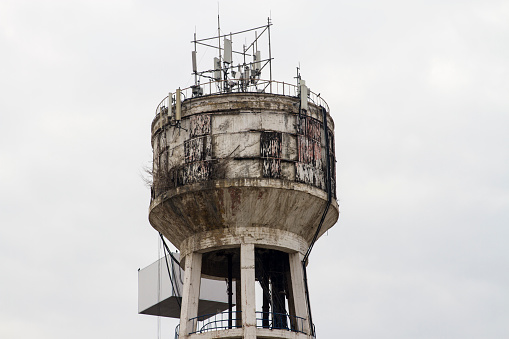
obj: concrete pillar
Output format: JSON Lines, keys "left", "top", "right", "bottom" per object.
{"left": 288, "top": 252, "right": 310, "bottom": 334}
{"left": 179, "top": 252, "right": 203, "bottom": 338}
{"left": 241, "top": 243, "right": 256, "bottom": 339}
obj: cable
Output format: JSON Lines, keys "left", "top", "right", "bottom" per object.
{"left": 157, "top": 234, "right": 161, "bottom": 339}
{"left": 159, "top": 232, "right": 182, "bottom": 309}
{"left": 301, "top": 106, "right": 332, "bottom": 337}
{"left": 159, "top": 233, "right": 181, "bottom": 267}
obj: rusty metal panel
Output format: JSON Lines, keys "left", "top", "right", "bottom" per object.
{"left": 297, "top": 136, "right": 322, "bottom": 168}
{"left": 313, "top": 140, "right": 322, "bottom": 169}
{"left": 295, "top": 163, "right": 325, "bottom": 189}
{"left": 261, "top": 131, "right": 282, "bottom": 178}
{"left": 260, "top": 131, "right": 282, "bottom": 158}
{"left": 296, "top": 115, "right": 327, "bottom": 190}
{"left": 297, "top": 136, "right": 310, "bottom": 164}
{"left": 183, "top": 161, "right": 212, "bottom": 184}
{"left": 184, "top": 136, "right": 211, "bottom": 163}
{"left": 190, "top": 114, "right": 211, "bottom": 137}
{"left": 262, "top": 158, "right": 281, "bottom": 178}
{"left": 306, "top": 117, "right": 321, "bottom": 141}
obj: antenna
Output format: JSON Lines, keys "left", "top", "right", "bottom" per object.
{"left": 224, "top": 38, "right": 232, "bottom": 64}
{"left": 192, "top": 31, "right": 198, "bottom": 87}
{"left": 190, "top": 19, "right": 273, "bottom": 94}
{"left": 192, "top": 51, "right": 197, "bottom": 73}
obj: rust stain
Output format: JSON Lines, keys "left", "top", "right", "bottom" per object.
{"left": 257, "top": 190, "right": 264, "bottom": 200}
{"left": 229, "top": 187, "right": 242, "bottom": 216}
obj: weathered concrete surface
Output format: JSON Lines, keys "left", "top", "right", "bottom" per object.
{"left": 179, "top": 252, "right": 202, "bottom": 338}
{"left": 241, "top": 244, "right": 256, "bottom": 339}
{"left": 149, "top": 93, "right": 338, "bottom": 252}
{"left": 149, "top": 178, "right": 339, "bottom": 251}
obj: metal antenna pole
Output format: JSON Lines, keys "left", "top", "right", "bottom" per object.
{"left": 267, "top": 17, "right": 272, "bottom": 93}
{"left": 194, "top": 31, "right": 198, "bottom": 86}
{"left": 218, "top": 13, "right": 222, "bottom": 92}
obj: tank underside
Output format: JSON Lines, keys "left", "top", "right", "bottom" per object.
{"left": 149, "top": 178, "right": 339, "bottom": 252}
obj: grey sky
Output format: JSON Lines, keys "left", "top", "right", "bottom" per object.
{"left": 1, "top": 0, "right": 508, "bottom": 338}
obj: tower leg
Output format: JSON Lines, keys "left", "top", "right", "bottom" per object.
{"left": 179, "top": 252, "right": 202, "bottom": 338}
{"left": 241, "top": 243, "right": 256, "bottom": 339}
{"left": 288, "top": 252, "right": 310, "bottom": 334}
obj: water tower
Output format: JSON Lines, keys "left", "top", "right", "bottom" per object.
{"left": 140, "top": 18, "right": 339, "bottom": 339}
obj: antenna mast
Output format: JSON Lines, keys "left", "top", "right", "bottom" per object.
{"left": 190, "top": 19, "right": 273, "bottom": 95}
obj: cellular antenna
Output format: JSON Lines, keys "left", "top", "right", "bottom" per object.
{"left": 189, "top": 19, "right": 274, "bottom": 94}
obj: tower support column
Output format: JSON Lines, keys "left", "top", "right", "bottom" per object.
{"left": 288, "top": 252, "right": 310, "bottom": 334}
{"left": 179, "top": 252, "right": 202, "bottom": 338}
{"left": 241, "top": 243, "right": 256, "bottom": 338}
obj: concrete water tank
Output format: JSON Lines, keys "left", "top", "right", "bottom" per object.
{"left": 149, "top": 92, "right": 338, "bottom": 260}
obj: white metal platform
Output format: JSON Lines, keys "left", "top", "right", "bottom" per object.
{"left": 138, "top": 254, "right": 235, "bottom": 318}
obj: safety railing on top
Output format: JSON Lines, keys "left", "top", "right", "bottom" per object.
{"left": 154, "top": 79, "right": 329, "bottom": 117}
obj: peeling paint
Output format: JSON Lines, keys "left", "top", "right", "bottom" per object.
{"left": 184, "top": 136, "right": 211, "bottom": 163}
{"left": 295, "top": 163, "right": 325, "bottom": 189}
{"left": 296, "top": 115, "right": 325, "bottom": 189}
{"left": 190, "top": 114, "right": 211, "bottom": 137}
{"left": 306, "top": 117, "right": 321, "bottom": 141}
{"left": 262, "top": 158, "right": 281, "bottom": 179}
{"left": 183, "top": 161, "right": 212, "bottom": 184}
{"left": 261, "top": 131, "right": 282, "bottom": 178}
{"left": 260, "top": 132, "right": 282, "bottom": 158}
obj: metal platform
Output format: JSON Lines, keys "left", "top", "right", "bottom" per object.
{"left": 138, "top": 254, "right": 235, "bottom": 318}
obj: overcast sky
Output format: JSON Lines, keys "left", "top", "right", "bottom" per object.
{"left": 1, "top": 0, "right": 508, "bottom": 338}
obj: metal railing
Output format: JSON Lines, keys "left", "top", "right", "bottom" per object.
{"left": 255, "top": 311, "right": 309, "bottom": 335}
{"left": 188, "top": 310, "right": 242, "bottom": 335}
{"left": 174, "top": 324, "right": 180, "bottom": 339}
{"left": 175, "top": 311, "right": 314, "bottom": 337}
{"left": 154, "top": 79, "right": 329, "bottom": 117}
